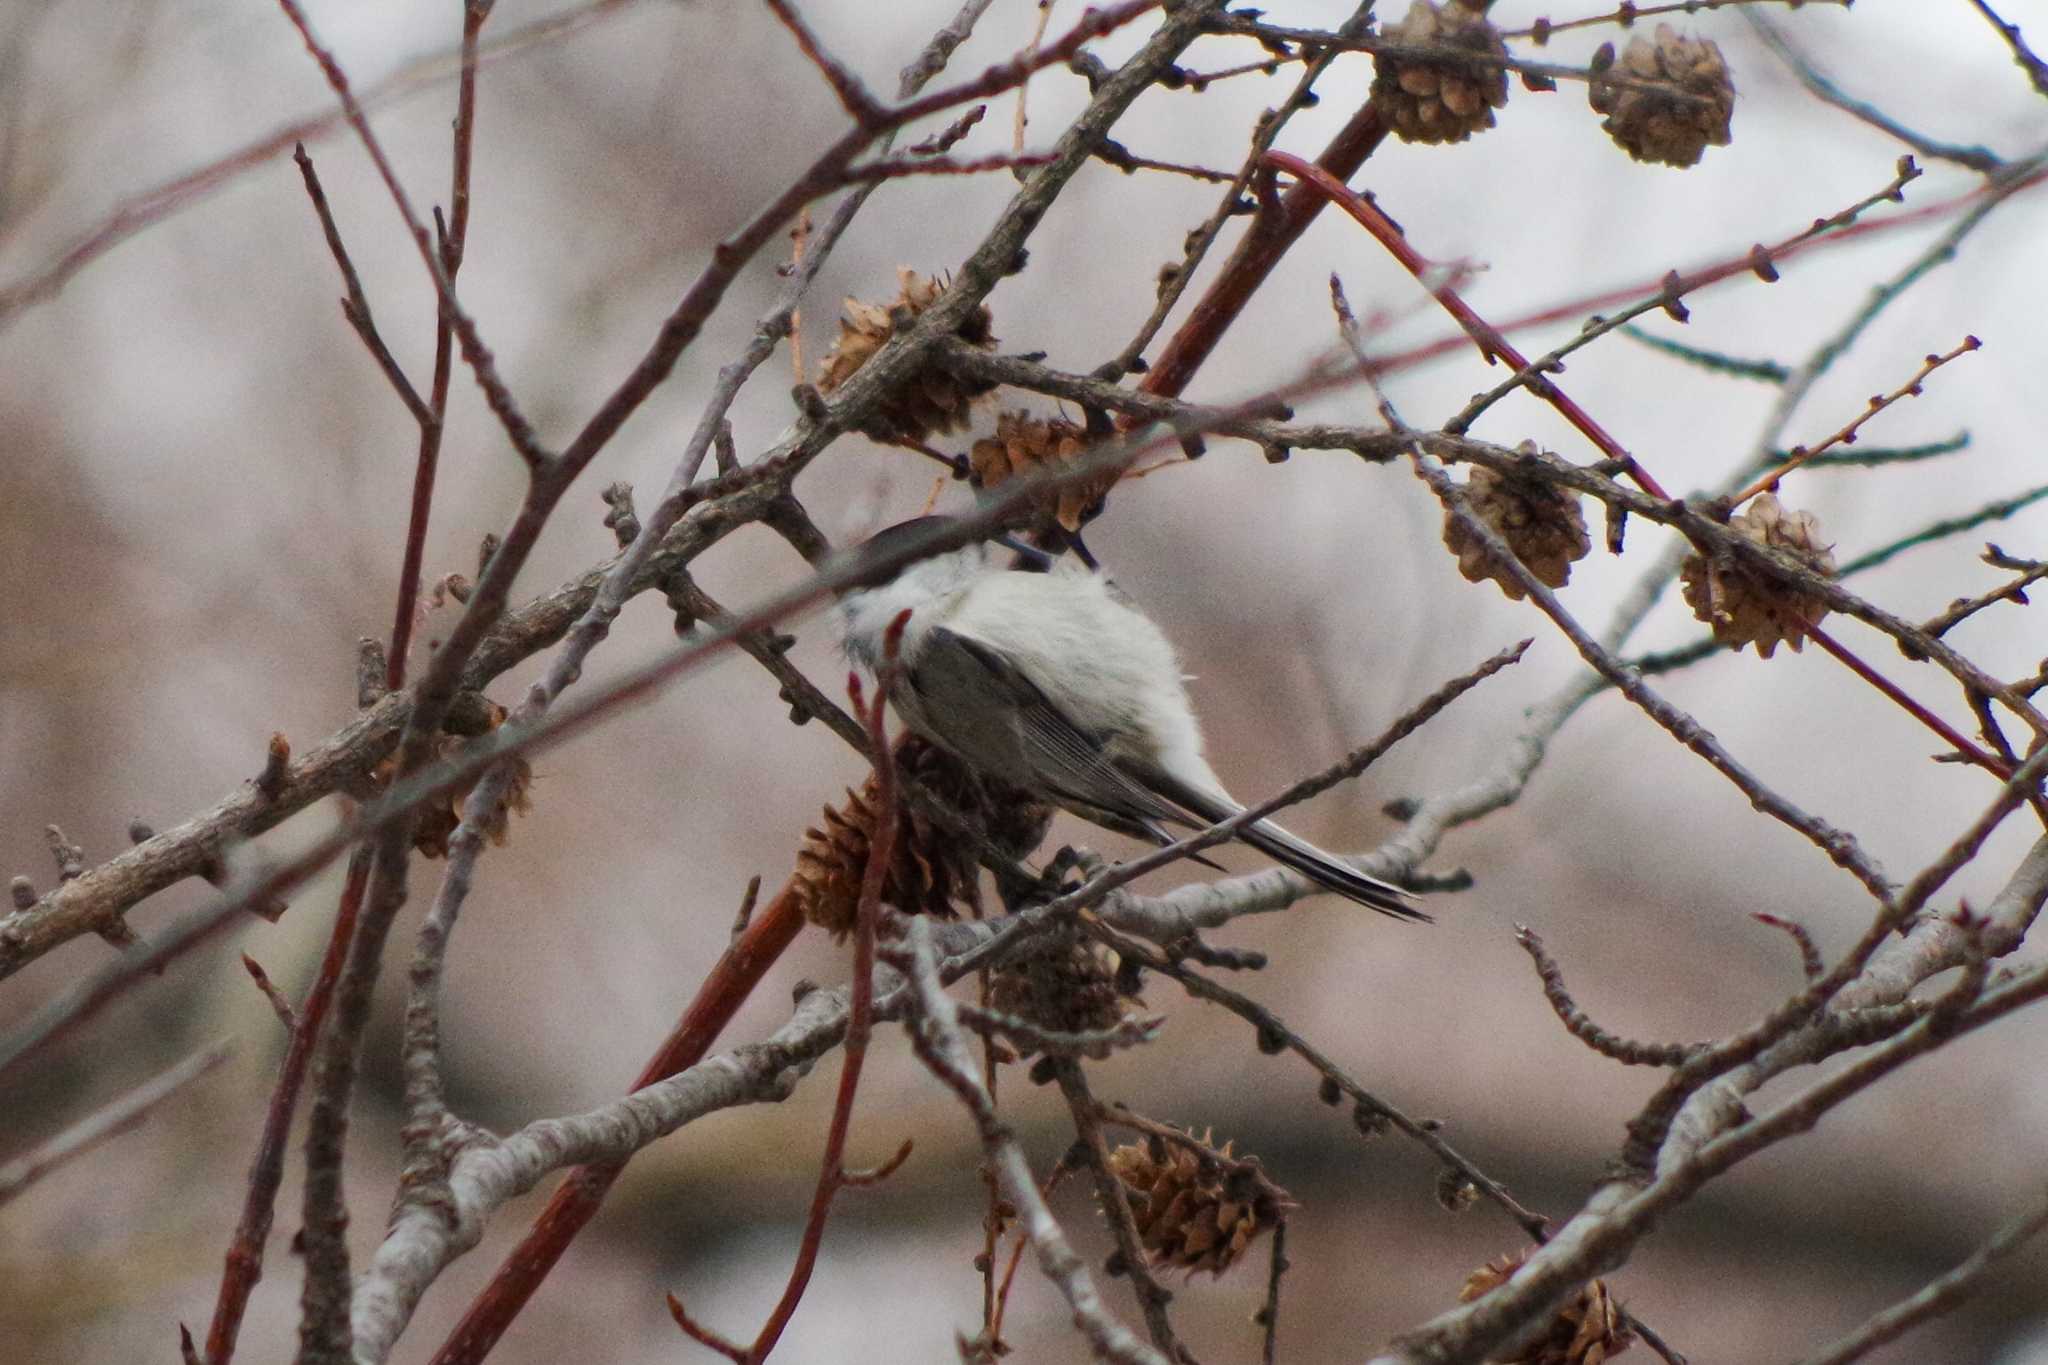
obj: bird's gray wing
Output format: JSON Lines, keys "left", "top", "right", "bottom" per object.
{"left": 909, "top": 627, "right": 1193, "bottom": 847}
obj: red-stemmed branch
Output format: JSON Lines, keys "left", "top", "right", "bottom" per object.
{"left": 666, "top": 613, "right": 911, "bottom": 1363}
{"left": 1264, "top": 149, "right": 1673, "bottom": 501}
{"left": 1138, "top": 100, "right": 1388, "bottom": 402}
{"left": 198, "top": 847, "right": 370, "bottom": 1365}
{"left": 1805, "top": 626, "right": 2013, "bottom": 779}
{"left": 386, "top": 0, "right": 492, "bottom": 692}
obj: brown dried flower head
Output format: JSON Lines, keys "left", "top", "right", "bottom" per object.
{"left": 1434, "top": 1167, "right": 1482, "bottom": 1213}
{"left": 790, "top": 734, "right": 1052, "bottom": 937}
{"left": 1680, "top": 492, "right": 1836, "bottom": 658}
{"left": 1460, "top": 1249, "right": 1634, "bottom": 1364}
{"left": 969, "top": 410, "right": 1116, "bottom": 533}
{"left": 1107, "top": 1131, "right": 1292, "bottom": 1276}
{"left": 1588, "top": 24, "right": 1734, "bottom": 168}
{"left": 1371, "top": 0, "right": 1511, "bottom": 145}
{"left": 1442, "top": 453, "right": 1593, "bottom": 600}
{"left": 988, "top": 935, "right": 1132, "bottom": 1047}
{"left": 374, "top": 700, "right": 535, "bottom": 859}
{"left": 816, "top": 268, "right": 997, "bottom": 445}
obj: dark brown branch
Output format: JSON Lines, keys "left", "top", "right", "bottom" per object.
{"left": 1258, "top": 1219, "right": 1288, "bottom": 1365}
{"left": 386, "top": 0, "right": 493, "bottom": 692}
{"left": 1969, "top": 0, "right": 2048, "bottom": 99}
{"left": 736, "top": 664, "right": 903, "bottom": 1362}
{"left": 276, "top": 0, "right": 548, "bottom": 469}
{"left": 1054, "top": 1062, "right": 1189, "bottom": 1362}
{"left": 763, "top": 0, "right": 887, "bottom": 126}
{"left": 1922, "top": 546, "right": 2048, "bottom": 640}
{"left": 1516, "top": 927, "right": 1700, "bottom": 1067}
{"left": 290, "top": 144, "right": 434, "bottom": 428}
{"left": 206, "top": 851, "right": 370, "bottom": 1365}
{"left": 1108, "top": 3, "right": 1373, "bottom": 380}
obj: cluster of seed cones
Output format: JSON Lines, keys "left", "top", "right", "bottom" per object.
{"left": 1680, "top": 492, "right": 1837, "bottom": 657}
{"left": 817, "top": 268, "right": 997, "bottom": 447}
{"left": 818, "top": 270, "right": 1117, "bottom": 536}
{"left": 372, "top": 698, "right": 534, "bottom": 859}
{"left": 1460, "top": 1249, "right": 1635, "bottom": 1364}
{"left": 1441, "top": 451, "right": 1593, "bottom": 600}
{"left": 1106, "top": 1130, "right": 1292, "bottom": 1276}
{"left": 1368, "top": 1, "right": 1734, "bottom": 163}
{"left": 790, "top": 733, "right": 1052, "bottom": 937}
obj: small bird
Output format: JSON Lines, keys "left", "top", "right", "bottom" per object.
{"left": 835, "top": 518, "right": 1424, "bottom": 920}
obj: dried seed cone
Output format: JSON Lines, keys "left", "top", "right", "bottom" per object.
{"left": 897, "top": 731, "right": 1056, "bottom": 871}
{"left": 1371, "top": 0, "right": 1511, "bottom": 145}
{"left": 1588, "top": 25, "right": 1734, "bottom": 167}
{"left": 1442, "top": 457, "right": 1592, "bottom": 600}
{"left": 791, "top": 734, "right": 1052, "bottom": 937}
{"left": 1107, "top": 1132, "right": 1290, "bottom": 1276}
{"left": 1680, "top": 492, "right": 1836, "bottom": 658}
{"left": 969, "top": 410, "right": 1116, "bottom": 533}
{"left": 1459, "top": 1249, "right": 1635, "bottom": 1364}
{"left": 816, "top": 268, "right": 996, "bottom": 444}
{"left": 988, "top": 936, "right": 1130, "bottom": 1047}
{"left": 377, "top": 702, "right": 535, "bottom": 859}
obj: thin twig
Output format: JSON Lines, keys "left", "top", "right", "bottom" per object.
{"left": 387, "top": 0, "right": 492, "bottom": 691}
{"left": 276, "top": 0, "right": 548, "bottom": 468}
{"left": 1922, "top": 547, "right": 2048, "bottom": 640}
{"left": 1055, "top": 1062, "right": 1190, "bottom": 1361}
{"left": 1517, "top": 928, "right": 1700, "bottom": 1067}
{"left": 290, "top": 144, "right": 434, "bottom": 428}
{"left": 242, "top": 954, "right": 297, "bottom": 1030}
{"left": 1968, "top": 0, "right": 2048, "bottom": 99}
{"left": 900, "top": 919, "right": 1169, "bottom": 1365}
{"left": 1259, "top": 1219, "right": 1288, "bottom": 1365}
{"left": 1506, "top": 0, "right": 1846, "bottom": 42}
{"left": 1101, "top": 930, "right": 1553, "bottom": 1243}
{"left": 0, "top": 1042, "right": 232, "bottom": 1205}
{"left": 731, "top": 647, "right": 906, "bottom": 1362}
{"left": 204, "top": 852, "right": 370, "bottom": 1365}
{"left": 1747, "top": 13, "right": 2005, "bottom": 172}
{"left": 1790, "top": 1193, "right": 2048, "bottom": 1365}
{"left": 1731, "top": 336, "right": 1981, "bottom": 505}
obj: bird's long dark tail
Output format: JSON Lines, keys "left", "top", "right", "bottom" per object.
{"left": 1132, "top": 764, "right": 1429, "bottom": 922}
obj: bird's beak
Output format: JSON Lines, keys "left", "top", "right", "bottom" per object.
{"left": 993, "top": 533, "right": 1056, "bottom": 572}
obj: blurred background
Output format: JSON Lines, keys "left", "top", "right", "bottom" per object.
{"left": 3, "top": 1, "right": 2046, "bottom": 1360}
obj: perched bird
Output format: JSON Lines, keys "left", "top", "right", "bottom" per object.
{"left": 835, "top": 518, "right": 1424, "bottom": 920}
